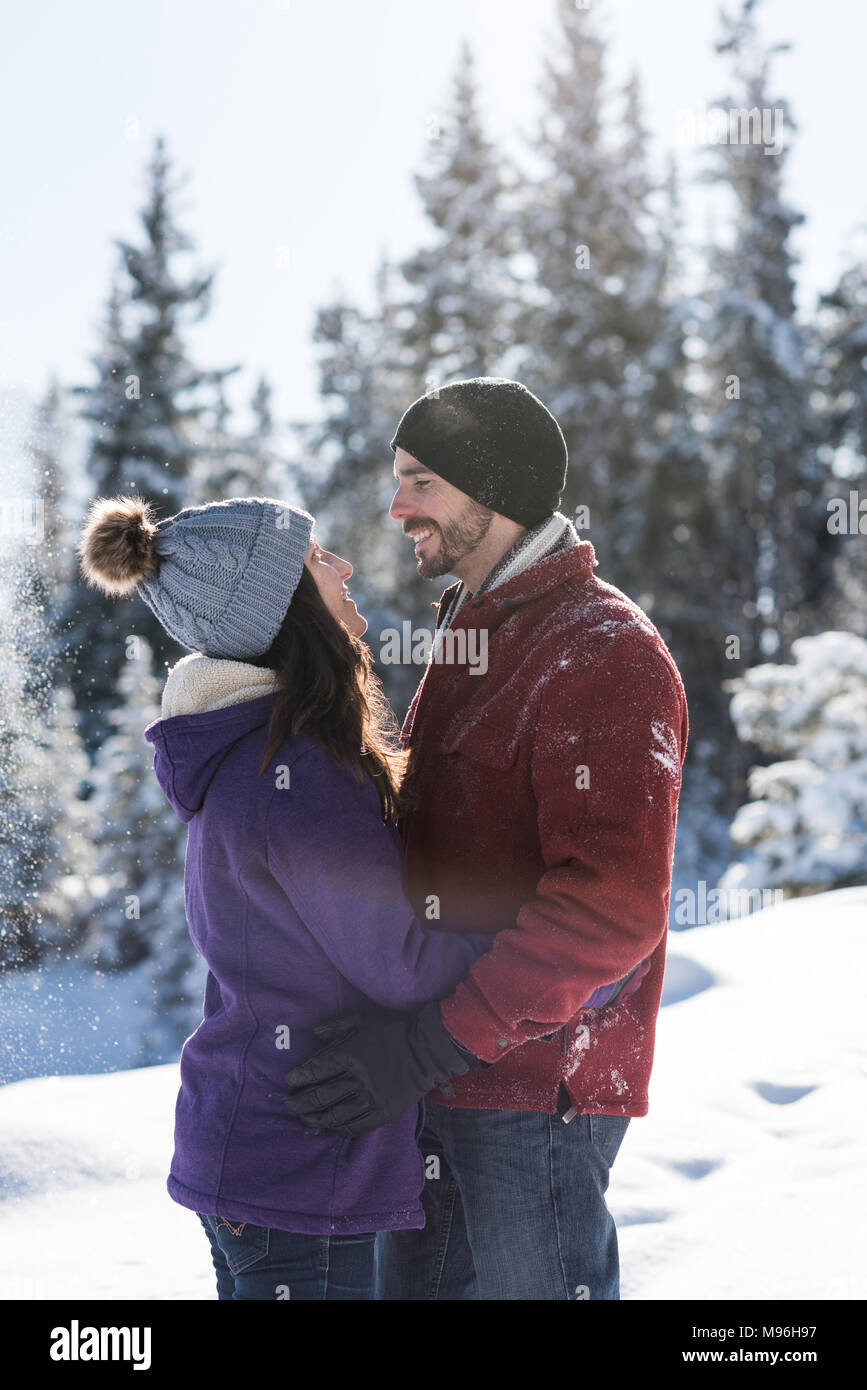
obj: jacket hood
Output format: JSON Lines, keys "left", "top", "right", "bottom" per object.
{"left": 144, "top": 653, "right": 279, "bottom": 822}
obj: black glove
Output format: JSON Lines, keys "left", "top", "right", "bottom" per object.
{"left": 284, "top": 1001, "right": 482, "bottom": 1136}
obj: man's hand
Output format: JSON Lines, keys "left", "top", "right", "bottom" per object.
{"left": 284, "top": 1001, "right": 481, "bottom": 1137}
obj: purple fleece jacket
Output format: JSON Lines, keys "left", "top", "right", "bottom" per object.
{"left": 144, "top": 693, "right": 492, "bottom": 1235}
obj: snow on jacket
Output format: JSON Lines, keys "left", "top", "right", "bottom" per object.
{"left": 399, "top": 538, "right": 689, "bottom": 1117}
{"left": 144, "top": 654, "right": 493, "bottom": 1235}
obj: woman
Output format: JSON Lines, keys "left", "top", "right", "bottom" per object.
{"left": 78, "top": 493, "right": 495, "bottom": 1301}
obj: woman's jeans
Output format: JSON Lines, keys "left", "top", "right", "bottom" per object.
{"left": 196, "top": 1213, "right": 375, "bottom": 1300}
{"left": 375, "top": 1100, "right": 631, "bottom": 1300}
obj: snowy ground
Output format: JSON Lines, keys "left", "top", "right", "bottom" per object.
{"left": 0, "top": 886, "right": 864, "bottom": 1300}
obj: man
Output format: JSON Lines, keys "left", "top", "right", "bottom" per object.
{"left": 285, "top": 378, "right": 688, "bottom": 1300}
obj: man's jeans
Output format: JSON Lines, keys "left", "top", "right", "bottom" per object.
{"left": 197, "top": 1213, "right": 375, "bottom": 1300}
{"left": 375, "top": 1100, "right": 630, "bottom": 1300}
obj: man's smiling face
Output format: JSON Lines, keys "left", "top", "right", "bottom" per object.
{"left": 389, "top": 447, "right": 494, "bottom": 580}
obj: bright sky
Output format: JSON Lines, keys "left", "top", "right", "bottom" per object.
{"left": 2, "top": 0, "right": 864, "bottom": 432}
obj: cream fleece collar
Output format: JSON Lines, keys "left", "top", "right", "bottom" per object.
{"left": 161, "top": 652, "right": 279, "bottom": 720}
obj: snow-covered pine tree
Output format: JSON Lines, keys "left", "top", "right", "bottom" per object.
{"left": 62, "top": 136, "right": 238, "bottom": 754}
{"left": 696, "top": 0, "right": 836, "bottom": 665}
{"left": 619, "top": 159, "right": 739, "bottom": 833}
{"left": 25, "top": 380, "right": 69, "bottom": 651}
{"left": 719, "top": 631, "right": 867, "bottom": 899}
{"left": 297, "top": 260, "right": 431, "bottom": 715}
{"left": 0, "top": 424, "right": 93, "bottom": 968}
{"left": 85, "top": 636, "right": 202, "bottom": 1058}
{"left": 28, "top": 684, "right": 94, "bottom": 960}
{"left": 84, "top": 637, "right": 181, "bottom": 966}
{"left": 515, "top": 0, "right": 611, "bottom": 510}
{"left": 0, "top": 657, "right": 62, "bottom": 968}
{"left": 516, "top": 4, "right": 672, "bottom": 581}
{"left": 24, "top": 384, "right": 95, "bottom": 957}
{"left": 397, "top": 41, "right": 520, "bottom": 383}
{"left": 814, "top": 237, "right": 867, "bottom": 636}
{"left": 12, "top": 382, "right": 69, "bottom": 725}
{"left": 818, "top": 242, "right": 867, "bottom": 472}
{"left": 249, "top": 374, "right": 288, "bottom": 498}
{"left": 602, "top": 75, "right": 681, "bottom": 592}
{"left": 251, "top": 375, "right": 273, "bottom": 445}
{"left": 0, "top": 616, "right": 93, "bottom": 968}
{"left": 188, "top": 370, "right": 283, "bottom": 507}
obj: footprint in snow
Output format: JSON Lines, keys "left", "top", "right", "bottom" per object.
{"left": 667, "top": 1158, "right": 724, "bottom": 1180}
{"left": 752, "top": 1081, "right": 818, "bottom": 1105}
{"left": 660, "top": 954, "right": 716, "bottom": 1006}
{"left": 617, "top": 1208, "right": 670, "bottom": 1227}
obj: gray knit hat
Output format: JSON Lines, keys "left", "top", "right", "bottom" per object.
{"left": 78, "top": 495, "right": 314, "bottom": 660}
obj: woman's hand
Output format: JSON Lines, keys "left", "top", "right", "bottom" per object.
{"left": 283, "top": 1002, "right": 480, "bottom": 1136}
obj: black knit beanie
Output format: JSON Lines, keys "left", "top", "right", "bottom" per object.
{"left": 389, "top": 377, "right": 568, "bottom": 527}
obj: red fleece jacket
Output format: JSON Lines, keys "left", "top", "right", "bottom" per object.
{"left": 398, "top": 539, "right": 688, "bottom": 1116}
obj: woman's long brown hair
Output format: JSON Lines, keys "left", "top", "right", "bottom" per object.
{"left": 248, "top": 565, "right": 408, "bottom": 822}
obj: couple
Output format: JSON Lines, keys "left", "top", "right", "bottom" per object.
{"left": 78, "top": 377, "right": 688, "bottom": 1301}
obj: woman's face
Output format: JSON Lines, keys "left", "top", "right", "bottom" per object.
{"left": 304, "top": 536, "right": 368, "bottom": 638}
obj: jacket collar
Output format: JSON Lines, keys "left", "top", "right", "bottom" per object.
{"left": 161, "top": 652, "right": 279, "bottom": 720}
{"left": 433, "top": 539, "right": 597, "bottom": 628}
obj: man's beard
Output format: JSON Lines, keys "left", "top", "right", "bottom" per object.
{"left": 413, "top": 499, "right": 494, "bottom": 580}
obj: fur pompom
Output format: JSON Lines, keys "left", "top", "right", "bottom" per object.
{"left": 78, "top": 495, "right": 159, "bottom": 596}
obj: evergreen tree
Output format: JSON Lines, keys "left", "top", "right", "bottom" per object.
{"left": 29, "top": 685, "right": 94, "bottom": 959}
{"left": 817, "top": 244, "right": 867, "bottom": 467}
{"left": 26, "top": 386, "right": 95, "bottom": 958}
{"left": 83, "top": 638, "right": 189, "bottom": 977}
{"left": 517, "top": 3, "right": 672, "bottom": 580}
{"left": 298, "top": 263, "right": 428, "bottom": 715}
{"left": 251, "top": 374, "right": 273, "bottom": 443}
{"left": 26, "top": 380, "right": 68, "bottom": 645}
{"left": 0, "top": 450, "right": 93, "bottom": 968}
{"left": 625, "top": 161, "right": 737, "bottom": 808}
{"left": 719, "top": 631, "right": 867, "bottom": 898}
{"left": 697, "top": 0, "right": 835, "bottom": 665}
{"left": 13, "top": 382, "right": 68, "bottom": 716}
{"left": 249, "top": 372, "right": 304, "bottom": 504}
{"left": 249, "top": 374, "right": 282, "bottom": 495}
{"left": 62, "top": 136, "right": 238, "bottom": 754}
{"left": 188, "top": 371, "right": 281, "bottom": 506}
{"left": 814, "top": 239, "right": 867, "bottom": 635}
{"left": 397, "top": 41, "right": 519, "bottom": 382}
